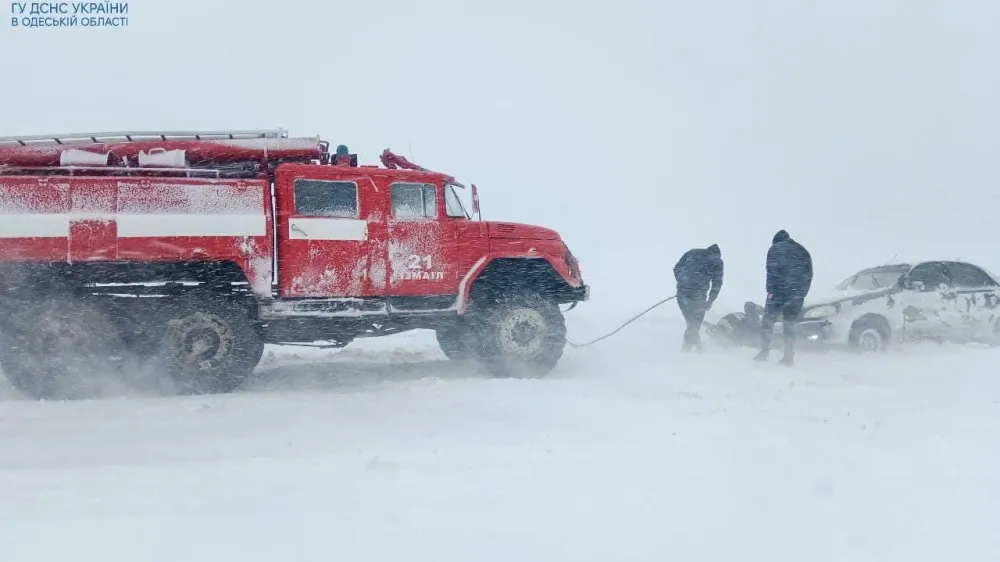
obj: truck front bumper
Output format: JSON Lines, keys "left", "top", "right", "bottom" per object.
{"left": 562, "top": 284, "right": 590, "bottom": 309}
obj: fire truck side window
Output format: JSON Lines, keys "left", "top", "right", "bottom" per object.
{"left": 390, "top": 183, "right": 437, "bottom": 219}
{"left": 293, "top": 179, "right": 358, "bottom": 218}
{"left": 445, "top": 185, "right": 468, "bottom": 218}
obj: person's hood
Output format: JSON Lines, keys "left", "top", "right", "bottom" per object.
{"left": 707, "top": 244, "right": 720, "bottom": 255}
{"left": 772, "top": 230, "right": 790, "bottom": 244}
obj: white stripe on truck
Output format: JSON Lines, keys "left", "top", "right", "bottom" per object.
{"left": 0, "top": 213, "right": 70, "bottom": 238}
{"left": 0, "top": 213, "right": 267, "bottom": 238}
{"left": 288, "top": 217, "right": 368, "bottom": 241}
{"left": 116, "top": 214, "right": 267, "bottom": 237}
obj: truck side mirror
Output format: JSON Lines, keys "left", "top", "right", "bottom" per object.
{"left": 471, "top": 183, "right": 481, "bottom": 218}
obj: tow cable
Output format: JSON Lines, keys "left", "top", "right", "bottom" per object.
{"left": 564, "top": 295, "right": 677, "bottom": 348}
{"left": 280, "top": 295, "right": 680, "bottom": 351}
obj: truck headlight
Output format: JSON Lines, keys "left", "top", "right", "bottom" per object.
{"left": 803, "top": 305, "right": 837, "bottom": 319}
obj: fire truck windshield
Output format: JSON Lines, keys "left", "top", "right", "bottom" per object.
{"left": 445, "top": 183, "right": 471, "bottom": 219}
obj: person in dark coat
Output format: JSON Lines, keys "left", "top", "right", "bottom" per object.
{"left": 755, "top": 229, "right": 813, "bottom": 364}
{"left": 673, "top": 244, "right": 724, "bottom": 351}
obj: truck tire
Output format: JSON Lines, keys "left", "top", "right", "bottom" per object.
{"left": 435, "top": 321, "right": 477, "bottom": 360}
{"left": 470, "top": 293, "right": 566, "bottom": 378}
{"left": 155, "top": 291, "right": 264, "bottom": 395}
{"left": 0, "top": 297, "right": 128, "bottom": 400}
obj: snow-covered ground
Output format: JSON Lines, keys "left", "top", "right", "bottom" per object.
{"left": 2, "top": 309, "right": 998, "bottom": 561}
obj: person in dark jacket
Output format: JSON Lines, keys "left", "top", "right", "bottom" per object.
{"left": 755, "top": 229, "right": 813, "bottom": 365}
{"left": 673, "top": 244, "right": 724, "bottom": 351}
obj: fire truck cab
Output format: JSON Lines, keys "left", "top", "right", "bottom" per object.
{"left": 0, "top": 128, "right": 589, "bottom": 399}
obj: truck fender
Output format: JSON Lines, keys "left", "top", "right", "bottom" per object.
{"left": 455, "top": 252, "right": 579, "bottom": 314}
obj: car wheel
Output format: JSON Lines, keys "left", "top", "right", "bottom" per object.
{"left": 848, "top": 316, "right": 890, "bottom": 354}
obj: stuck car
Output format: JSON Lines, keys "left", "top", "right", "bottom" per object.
{"left": 706, "top": 261, "right": 1000, "bottom": 354}
{"left": 796, "top": 260, "right": 1000, "bottom": 352}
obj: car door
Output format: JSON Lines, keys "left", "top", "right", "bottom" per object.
{"left": 275, "top": 171, "right": 376, "bottom": 298}
{"left": 898, "top": 262, "right": 957, "bottom": 341}
{"left": 385, "top": 181, "right": 461, "bottom": 299}
{"left": 940, "top": 262, "right": 1000, "bottom": 341}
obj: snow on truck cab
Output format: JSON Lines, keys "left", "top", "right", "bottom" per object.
{"left": 0, "top": 128, "right": 589, "bottom": 400}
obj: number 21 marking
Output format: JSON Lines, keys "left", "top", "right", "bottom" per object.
{"left": 406, "top": 254, "right": 432, "bottom": 269}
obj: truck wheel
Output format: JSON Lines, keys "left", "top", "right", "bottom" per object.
{"left": 156, "top": 292, "right": 264, "bottom": 395}
{"left": 435, "top": 322, "right": 476, "bottom": 360}
{"left": 848, "top": 316, "right": 890, "bottom": 354}
{"left": 471, "top": 293, "right": 566, "bottom": 378}
{"left": 0, "top": 298, "right": 126, "bottom": 400}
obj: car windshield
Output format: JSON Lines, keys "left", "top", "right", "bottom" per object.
{"left": 445, "top": 183, "right": 471, "bottom": 219}
{"left": 836, "top": 266, "right": 910, "bottom": 291}
{"left": 981, "top": 266, "right": 1000, "bottom": 285}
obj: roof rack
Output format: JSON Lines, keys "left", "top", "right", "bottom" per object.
{"left": 0, "top": 128, "right": 289, "bottom": 147}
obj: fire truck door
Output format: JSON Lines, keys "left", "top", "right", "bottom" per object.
{"left": 385, "top": 182, "right": 458, "bottom": 297}
{"left": 276, "top": 174, "right": 377, "bottom": 298}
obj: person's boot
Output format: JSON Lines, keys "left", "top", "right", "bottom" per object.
{"left": 780, "top": 328, "right": 795, "bottom": 365}
{"left": 681, "top": 329, "right": 694, "bottom": 352}
{"left": 755, "top": 328, "right": 771, "bottom": 361}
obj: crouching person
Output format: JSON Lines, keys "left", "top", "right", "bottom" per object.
{"left": 673, "top": 244, "right": 724, "bottom": 352}
{"left": 709, "top": 301, "right": 765, "bottom": 348}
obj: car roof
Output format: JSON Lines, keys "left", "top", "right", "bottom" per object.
{"left": 849, "top": 259, "right": 1000, "bottom": 278}
{"left": 848, "top": 263, "right": 913, "bottom": 277}
{"left": 856, "top": 263, "right": 912, "bottom": 272}
{"left": 897, "top": 259, "right": 1000, "bottom": 284}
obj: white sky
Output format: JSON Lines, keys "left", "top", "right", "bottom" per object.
{"left": 3, "top": 0, "right": 999, "bottom": 313}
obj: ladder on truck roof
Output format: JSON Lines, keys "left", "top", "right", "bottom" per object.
{"left": 0, "top": 128, "right": 290, "bottom": 147}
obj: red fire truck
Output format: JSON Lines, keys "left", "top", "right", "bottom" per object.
{"left": 0, "top": 128, "right": 589, "bottom": 399}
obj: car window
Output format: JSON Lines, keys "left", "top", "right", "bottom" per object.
{"left": 946, "top": 263, "right": 998, "bottom": 288}
{"left": 851, "top": 275, "right": 876, "bottom": 290}
{"left": 905, "top": 262, "right": 949, "bottom": 290}
{"left": 293, "top": 179, "right": 358, "bottom": 218}
{"left": 391, "top": 183, "right": 437, "bottom": 219}
{"left": 835, "top": 274, "right": 859, "bottom": 291}
{"left": 837, "top": 266, "right": 908, "bottom": 291}
{"left": 849, "top": 271, "right": 904, "bottom": 291}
